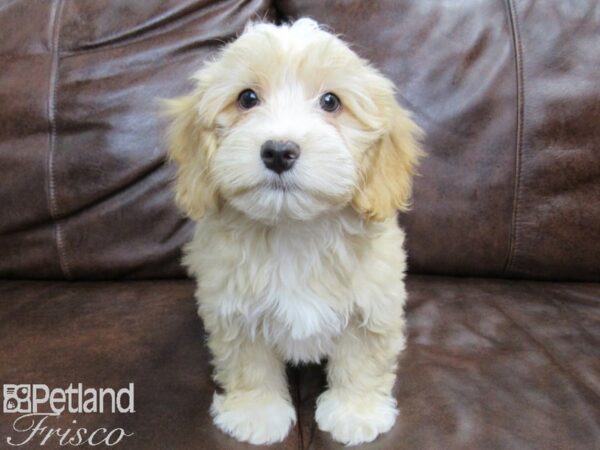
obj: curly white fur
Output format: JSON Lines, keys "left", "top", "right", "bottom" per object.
{"left": 166, "top": 18, "right": 423, "bottom": 446}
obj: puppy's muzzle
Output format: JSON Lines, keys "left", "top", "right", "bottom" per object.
{"left": 260, "top": 140, "right": 300, "bottom": 174}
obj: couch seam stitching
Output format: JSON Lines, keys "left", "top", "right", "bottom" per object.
{"left": 503, "top": 0, "right": 524, "bottom": 275}
{"left": 46, "top": 0, "right": 71, "bottom": 279}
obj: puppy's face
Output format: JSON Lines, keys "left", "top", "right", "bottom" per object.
{"left": 167, "top": 19, "right": 422, "bottom": 223}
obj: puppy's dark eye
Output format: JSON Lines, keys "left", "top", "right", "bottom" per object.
{"left": 238, "top": 89, "right": 259, "bottom": 109}
{"left": 319, "top": 92, "right": 341, "bottom": 112}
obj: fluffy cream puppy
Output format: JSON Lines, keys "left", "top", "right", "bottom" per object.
{"left": 166, "top": 18, "right": 423, "bottom": 446}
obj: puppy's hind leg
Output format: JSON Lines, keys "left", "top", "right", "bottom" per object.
{"left": 315, "top": 322, "right": 406, "bottom": 446}
{"left": 207, "top": 325, "right": 296, "bottom": 445}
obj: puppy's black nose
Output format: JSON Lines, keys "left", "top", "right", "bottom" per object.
{"left": 260, "top": 140, "right": 300, "bottom": 174}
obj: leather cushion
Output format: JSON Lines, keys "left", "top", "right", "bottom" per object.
{"left": 2, "top": 0, "right": 599, "bottom": 281}
{"left": 0, "top": 0, "right": 273, "bottom": 279}
{"left": 1, "top": 276, "right": 598, "bottom": 448}
{"left": 277, "top": 0, "right": 600, "bottom": 281}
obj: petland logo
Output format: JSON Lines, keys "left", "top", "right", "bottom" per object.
{"left": 2, "top": 383, "right": 135, "bottom": 447}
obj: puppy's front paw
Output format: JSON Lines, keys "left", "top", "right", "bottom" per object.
{"left": 210, "top": 391, "right": 296, "bottom": 445}
{"left": 315, "top": 389, "right": 397, "bottom": 446}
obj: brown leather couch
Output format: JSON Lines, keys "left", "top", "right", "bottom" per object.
{"left": 1, "top": 1, "right": 599, "bottom": 449}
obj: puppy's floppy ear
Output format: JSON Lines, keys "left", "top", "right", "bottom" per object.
{"left": 164, "top": 85, "right": 219, "bottom": 220}
{"left": 352, "top": 97, "right": 424, "bottom": 222}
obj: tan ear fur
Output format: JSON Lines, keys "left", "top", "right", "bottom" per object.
{"left": 352, "top": 102, "right": 424, "bottom": 222}
{"left": 164, "top": 92, "right": 219, "bottom": 220}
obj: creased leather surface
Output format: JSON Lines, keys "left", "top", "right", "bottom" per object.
{"left": 277, "top": 0, "right": 600, "bottom": 281}
{"left": 0, "top": 0, "right": 63, "bottom": 278}
{"left": 503, "top": 1, "right": 600, "bottom": 281}
{"left": 0, "top": 0, "right": 273, "bottom": 280}
{"left": 0, "top": 279, "right": 301, "bottom": 450}
{"left": 0, "top": 276, "right": 598, "bottom": 449}
{"left": 296, "top": 275, "right": 600, "bottom": 450}
{"left": 1, "top": 0, "right": 599, "bottom": 280}
{"left": 276, "top": 0, "right": 518, "bottom": 278}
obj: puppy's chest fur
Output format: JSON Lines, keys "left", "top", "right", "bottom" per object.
{"left": 185, "top": 208, "right": 405, "bottom": 363}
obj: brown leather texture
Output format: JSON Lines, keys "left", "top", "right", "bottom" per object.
{"left": 0, "top": 0, "right": 272, "bottom": 280}
{"left": 1, "top": 3, "right": 599, "bottom": 449}
{"left": 1, "top": 1, "right": 599, "bottom": 281}
{"left": 1, "top": 276, "right": 598, "bottom": 449}
{"left": 276, "top": 0, "right": 600, "bottom": 280}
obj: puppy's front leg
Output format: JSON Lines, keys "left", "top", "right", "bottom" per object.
{"left": 316, "top": 322, "right": 405, "bottom": 446}
{"left": 207, "top": 325, "right": 296, "bottom": 445}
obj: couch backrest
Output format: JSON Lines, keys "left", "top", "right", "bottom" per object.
{"left": 1, "top": 0, "right": 598, "bottom": 281}
{"left": 0, "top": 0, "right": 272, "bottom": 279}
